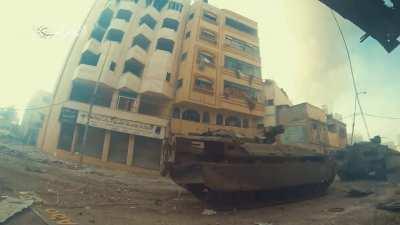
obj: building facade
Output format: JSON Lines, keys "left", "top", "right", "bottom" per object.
{"left": 171, "top": 1, "right": 264, "bottom": 137}
{"left": 40, "top": 0, "right": 264, "bottom": 171}
{"left": 263, "top": 79, "right": 292, "bottom": 128}
{"left": 21, "top": 90, "right": 52, "bottom": 145}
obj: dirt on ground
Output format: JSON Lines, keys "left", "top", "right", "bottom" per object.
{"left": 1, "top": 143, "right": 400, "bottom": 225}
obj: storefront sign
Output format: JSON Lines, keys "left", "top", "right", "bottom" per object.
{"left": 76, "top": 112, "right": 164, "bottom": 139}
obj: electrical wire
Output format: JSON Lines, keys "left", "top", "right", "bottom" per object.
{"left": 330, "top": 10, "right": 371, "bottom": 140}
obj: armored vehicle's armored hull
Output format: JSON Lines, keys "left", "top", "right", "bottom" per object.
{"left": 163, "top": 135, "right": 336, "bottom": 206}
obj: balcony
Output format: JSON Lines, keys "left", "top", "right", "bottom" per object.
{"left": 140, "top": 51, "right": 174, "bottom": 99}
{"left": 118, "top": 0, "right": 135, "bottom": 11}
{"left": 164, "top": 10, "right": 181, "bottom": 20}
{"left": 146, "top": 7, "right": 161, "bottom": 21}
{"left": 109, "top": 18, "right": 128, "bottom": 31}
{"left": 157, "top": 27, "right": 178, "bottom": 41}
{"left": 118, "top": 73, "right": 142, "bottom": 93}
{"left": 136, "top": 23, "right": 155, "bottom": 40}
{"left": 125, "top": 45, "right": 147, "bottom": 62}
{"left": 73, "top": 65, "right": 118, "bottom": 89}
{"left": 82, "top": 39, "right": 102, "bottom": 55}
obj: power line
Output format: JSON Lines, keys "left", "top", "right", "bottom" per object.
{"left": 330, "top": 10, "right": 371, "bottom": 141}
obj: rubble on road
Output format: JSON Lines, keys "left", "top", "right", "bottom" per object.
{"left": 377, "top": 201, "right": 400, "bottom": 212}
{"left": 347, "top": 188, "right": 374, "bottom": 198}
{"left": 0, "top": 196, "right": 33, "bottom": 223}
{"left": 202, "top": 209, "right": 217, "bottom": 216}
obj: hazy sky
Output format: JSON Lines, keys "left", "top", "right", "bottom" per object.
{"left": 0, "top": 0, "right": 399, "bottom": 143}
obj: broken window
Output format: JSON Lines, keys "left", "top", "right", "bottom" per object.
{"left": 200, "top": 29, "right": 217, "bottom": 44}
{"left": 132, "top": 34, "right": 151, "bottom": 51}
{"left": 197, "top": 51, "right": 215, "bottom": 66}
{"left": 162, "top": 18, "right": 180, "bottom": 31}
{"left": 90, "top": 25, "right": 106, "bottom": 42}
{"left": 98, "top": 8, "right": 114, "bottom": 28}
{"left": 203, "top": 11, "right": 218, "bottom": 24}
{"left": 165, "top": 72, "right": 171, "bottom": 81}
{"left": 116, "top": 9, "right": 133, "bottom": 22}
{"left": 106, "top": 29, "right": 124, "bottom": 43}
{"left": 156, "top": 38, "right": 175, "bottom": 53}
{"left": 223, "top": 80, "right": 258, "bottom": 100}
{"left": 117, "top": 90, "right": 137, "bottom": 112}
{"left": 225, "top": 35, "right": 260, "bottom": 57}
{"left": 188, "top": 13, "right": 194, "bottom": 20}
{"left": 176, "top": 79, "right": 183, "bottom": 89}
{"left": 168, "top": 1, "right": 184, "bottom": 12}
{"left": 194, "top": 77, "right": 214, "bottom": 93}
{"left": 185, "top": 31, "right": 191, "bottom": 39}
{"left": 182, "top": 109, "right": 200, "bottom": 122}
{"left": 216, "top": 114, "right": 224, "bottom": 125}
{"left": 225, "top": 17, "right": 257, "bottom": 36}
{"left": 225, "top": 116, "right": 242, "bottom": 128}
{"left": 224, "top": 56, "right": 261, "bottom": 77}
{"left": 79, "top": 50, "right": 100, "bottom": 66}
{"left": 266, "top": 99, "right": 274, "bottom": 106}
{"left": 181, "top": 52, "right": 187, "bottom": 61}
{"left": 123, "top": 58, "right": 145, "bottom": 77}
{"left": 57, "top": 123, "right": 75, "bottom": 151}
{"left": 139, "top": 14, "right": 157, "bottom": 29}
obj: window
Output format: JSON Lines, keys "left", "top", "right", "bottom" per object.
{"left": 328, "top": 124, "right": 338, "bottom": 133}
{"left": 266, "top": 99, "right": 274, "bottom": 106}
{"left": 339, "top": 128, "right": 346, "bottom": 138}
{"left": 106, "top": 29, "right": 124, "bottom": 42}
{"left": 197, "top": 51, "right": 215, "bottom": 66}
{"left": 98, "top": 8, "right": 114, "bottom": 28}
{"left": 203, "top": 11, "right": 217, "bottom": 24}
{"left": 57, "top": 123, "right": 75, "bottom": 151}
{"left": 110, "top": 61, "right": 116, "bottom": 71}
{"left": 224, "top": 80, "right": 258, "bottom": 100}
{"left": 224, "top": 56, "right": 261, "bottom": 77}
{"left": 182, "top": 109, "right": 200, "bottom": 122}
{"left": 168, "top": 1, "right": 184, "bottom": 12}
{"left": 181, "top": 52, "right": 187, "bottom": 61}
{"left": 116, "top": 9, "right": 133, "bottom": 22}
{"left": 162, "top": 18, "right": 179, "bottom": 31}
{"left": 200, "top": 29, "right": 217, "bottom": 43}
{"left": 194, "top": 77, "right": 214, "bottom": 93}
{"left": 165, "top": 72, "right": 171, "bottom": 81}
{"left": 243, "top": 119, "right": 249, "bottom": 128}
{"left": 75, "top": 125, "right": 105, "bottom": 158}
{"left": 226, "top": 116, "right": 241, "bottom": 128}
{"left": 176, "top": 79, "right": 183, "bottom": 89}
{"left": 156, "top": 38, "right": 175, "bottom": 53}
{"left": 132, "top": 34, "right": 151, "bottom": 51}
{"left": 185, "top": 31, "right": 191, "bottom": 39}
{"left": 79, "top": 51, "right": 100, "bottom": 66}
{"left": 225, "top": 35, "right": 260, "bottom": 57}
{"left": 216, "top": 114, "right": 224, "bottom": 125}
{"left": 202, "top": 112, "right": 210, "bottom": 124}
{"left": 69, "top": 82, "right": 113, "bottom": 107}
{"left": 172, "top": 108, "right": 181, "bottom": 119}
{"left": 188, "top": 13, "right": 194, "bottom": 20}
{"left": 117, "top": 90, "right": 137, "bottom": 112}
{"left": 123, "top": 58, "right": 144, "bottom": 77}
{"left": 225, "top": 17, "right": 258, "bottom": 36}
{"left": 90, "top": 25, "right": 106, "bottom": 42}
{"left": 139, "top": 15, "right": 157, "bottom": 29}
{"left": 153, "top": 0, "right": 168, "bottom": 11}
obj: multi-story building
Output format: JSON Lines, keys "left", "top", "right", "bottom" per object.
{"left": 21, "top": 90, "right": 52, "bottom": 145}
{"left": 40, "top": 0, "right": 191, "bottom": 170}
{"left": 171, "top": 1, "right": 264, "bottom": 137}
{"left": 263, "top": 79, "right": 292, "bottom": 128}
{"left": 39, "top": 0, "right": 264, "bottom": 171}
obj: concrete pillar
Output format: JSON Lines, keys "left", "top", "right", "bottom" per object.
{"left": 133, "top": 96, "right": 140, "bottom": 113}
{"left": 127, "top": 135, "right": 135, "bottom": 166}
{"left": 111, "top": 91, "right": 119, "bottom": 110}
{"left": 101, "top": 131, "right": 112, "bottom": 162}
{"left": 70, "top": 125, "right": 79, "bottom": 153}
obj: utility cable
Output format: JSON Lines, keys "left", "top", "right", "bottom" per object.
{"left": 330, "top": 10, "right": 371, "bottom": 140}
